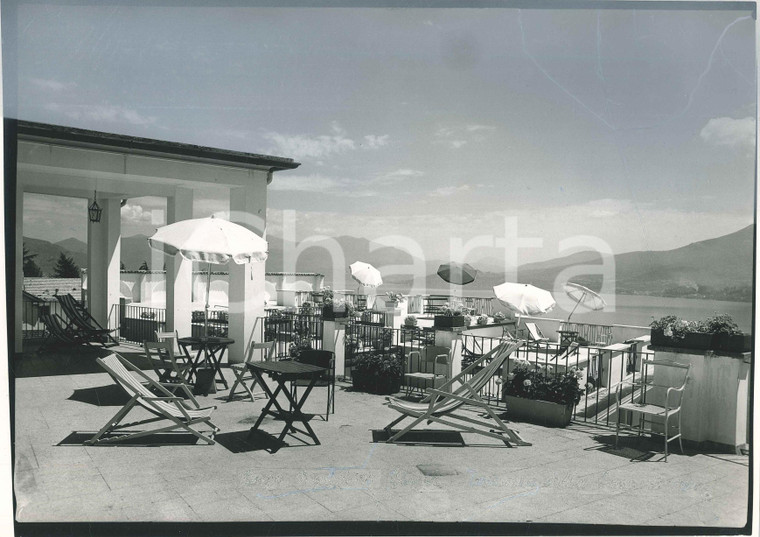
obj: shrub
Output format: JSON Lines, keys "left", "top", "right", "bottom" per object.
{"left": 403, "top": 315, "right": 418, "bottom": 328}
{"left": 440, "top": 302, "right": 464, "bottom": 316}
{"left": 493, "top": 311, "right": 507, "bottom": 324}
{"left": 504, "top": 360, "right": 585, "bottom": 406}
{"left": 353, "top": 351, "right": 404, "bottom": 380}
{"left": 477, "top": 314, "right": 489, "bottom": 326}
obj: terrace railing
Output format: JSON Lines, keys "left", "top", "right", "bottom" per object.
{"left": 191, "top": 309, "right": 229, "bottom": 338}
{"left": 559, "top": 321, "right": 614, "bottom": 346}
{"left": 22, "top": 298, "right": 66, "bottom": 340}
{"left": 116, "top": 304, "right": 167, "bottom": 344}
{"left": 344, "top": 322, "right": 430, "bottom": 380}
{"left": 262, "top": 310, "right": 324, "bottom": 359}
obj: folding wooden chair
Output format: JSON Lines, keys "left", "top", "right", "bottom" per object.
{"left": 87, "top": 353, "right": 219, "bottom": 445}
{"left": 227, "top": 341, "right": 276, "bottom": 402}
{"left": 144, "top": 341, "right": 198, "bottom": 405}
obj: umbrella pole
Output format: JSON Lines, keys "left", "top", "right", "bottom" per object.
{"left": 204, "top": 263, "right": 211, "bottom": 338}
{"left": 566, "top": 292, "right": 585, "bottom": 322}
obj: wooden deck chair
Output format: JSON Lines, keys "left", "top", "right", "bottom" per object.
{"left": 37, "top": 312, "right": 88, "bottom": 352}
{"left": 381, "top": 341, "right": 531, "bottom": 447}
{"left": 525, "top": 322, "right": 549, "bottom": 343}
{"left": 227, "top": 341, "right": 276, "bottom": 402}
{"left": 86, "top": 353, "right": 219, "bottom": 445}
{"left": 144, "top": 341, "right": 198, "bottom": 406}
{"left": 57, "top": 294, "right": 119, "bottom": 346}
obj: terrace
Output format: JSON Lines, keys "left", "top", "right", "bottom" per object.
{"left": 13, "top": 343, "right": 750, "bottom": 527}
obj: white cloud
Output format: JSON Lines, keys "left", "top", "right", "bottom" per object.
{"left": 29, "top": 78, "right": 77, "bottom": 92}
{"left": 120, "top": 203, "right": 154, "bottom": 223}
{"left": 429, "top": 184, "right": 470, "bottom": 197}
{"left": 269, "top": 174, "right": 377, "bottom": 197}
{"left": 449, "top": 140, "right": 467, "bottom": 149}
{"left": 363, "top": 134, "right": 390, "bottom": 148}
{"left": 376, "top": 169, "right": 425, "bottom": 183}
{"left": 45, "top": 103, "right": 157, "bottom": 126}
{"left": 466, "top": 124, "right": 496, "bottom": 132}
{"left": 264, "top": 131, "right": 355, "bottom": 160}
{"left": 699, "top": 116, "right": 755, "bottom": 149}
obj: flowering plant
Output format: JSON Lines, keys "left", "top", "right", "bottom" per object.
{"left": 504, "top": 360, "right": 585, "bottom": 406}
{"left": 477, "top": 314, "right": 489, "bottom": 326}
{"left": 492, "top": 311, "right": 507, "bottom": 324}
{"left": 440, "top": 302, "right": 464, "bottom": 317}
{"left": 403, "top": 315, "right": 418, "bottom": 328}
{"left": 353, "top": 350, "right": 404, "bottom": 379}
{"left": 320, "top": 287, "right": 335, "bottom": 305}
{"left": 385, "top": 291, "right": 404, "bottom": 302}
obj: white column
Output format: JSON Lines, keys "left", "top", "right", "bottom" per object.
{"left": 15, "top": 186, "right": 24, "bottom": 352}
{"left": 165, "top": 188, "right": 193, "bottom": 337}
{"left": 227, "top": 176, "right": 268, "bottom": 362}
{"left": 87, "top": 198, "right": 121, "bottom": 329}
{"left": 322, "top": 320, "right": 347, "bottom": 379}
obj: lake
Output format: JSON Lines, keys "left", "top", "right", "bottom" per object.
{"left": 383, "top": 286, "right": 754, "bottom": 331}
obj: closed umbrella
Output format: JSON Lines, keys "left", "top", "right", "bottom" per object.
{"left": 437, "top": 262, "right": 478, "bottom": 285}
{"left": 350, "top": 261, "right": 383, "bottom": 288}
{"left": 564, "top": 282, "right": 606, "bottom": 322}
{"left": 493, "top": 282, "right": 555, "bottom": 316}
{"left": 148, "top": 216, "right": 268, "bottom": 336}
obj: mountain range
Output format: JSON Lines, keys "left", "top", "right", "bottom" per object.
{"left": 22, "top": 224, "right": 754, "bottom": 301}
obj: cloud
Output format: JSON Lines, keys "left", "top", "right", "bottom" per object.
{"left": 466, "top": 124, "right": 496, "bottom": 132}
{"left": 699, "top": 116, "right": 755, "bottom": 149}
{"left": 363, "top": 134, "right": 390, "bottom": 148}
{"left": 265, "top": 122, "right": 389, "bottom": 160}
{"left": 429, "top": 184, "right": 470, "bottom": 197}
{"left": 376, "top": 169, "right": 425, "bottom": 183}
{"left": 269, "top": 174, "right": 377, "bottom": 197}
{"left": 29, "top": 78, "right": 77, "bottom": 92}
{"left": 449, "top": 140, "right": 467, "bottom": 149}
{"left": 121, "top": 203, "right": 155, "bottom": 224}
{"left": 434, "top": 123, "right": 494, "bottom": 149}
{"left": 45, "top": 103, "right": 157, "bottom": 126}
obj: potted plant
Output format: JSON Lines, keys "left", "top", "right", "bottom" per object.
{"left": 385, "top": 291, "right": 404, "bottom": 308}
{"left": 476, "top": 314, "right": 489, "bottom": 326}
{"left": 650, "top": 315, "right": 714, "bottom": 350}
{"left": 434, "top": 302, "right": 466, "bottom": 328}
{"left": 401, "top": 315, "right": 419, "bottom": 342}
{"left": 322, "top": 298, "right": 353, "bottom": 321}
{"left": 705, "top": 314, "right": 751, "bottom": 352}
{"left": 351, "top": 350, "right": 404, "bottom": 394}
{"left": 492, "top": 311, "right": 507, "bottom": 324}
{"left": 502, "top": 360, "right": 585, "bottom": 427}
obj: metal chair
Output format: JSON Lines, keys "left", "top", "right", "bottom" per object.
{"left": 615, "top": 359, "right": 691, "bottom": 462}
{"left": 404, "top": 345, "right": 451, "bottom": 396}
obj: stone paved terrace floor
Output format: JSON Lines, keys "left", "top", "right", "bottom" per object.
{"left": 11, "top": 344, "right": 752, "bottom": 531}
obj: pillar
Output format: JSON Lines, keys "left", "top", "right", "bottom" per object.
{"left": 165, "top": 188, "right": 193, "bottom": 337}
{"left": 435, "top": 328, "right": 464, "bottom": 377}
{"left": 227, "top": 177, "right": 268, "bottom": 362}
{"left": 14, "top": 185, "right": 23, "bottom": 352}
{"left": 322, "top": 320, "right": 347, "bottom": 379}
{"left": 87, "top": 197, "right": 121, "bottom": 329}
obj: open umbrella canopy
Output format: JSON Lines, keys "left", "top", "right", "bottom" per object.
{"left": 349, "top": 261, "right": 383, "bottom": 287}
{"left": 148, "top": 216, "right": 268, "bottom": 336}
{"left": 493, "top": 282, "right": 555, "bottom": 316}
{"left": 564, "top": 282, "right": 606, "bottom": 321}
{"left": 437, "top": 262, "right": 478, "bottom": 285}
{"left": 148, "top": 216, "right": 268, "bottom": 265}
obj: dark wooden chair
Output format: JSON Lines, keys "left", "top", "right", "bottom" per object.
{"left": 291, "top": 350, "right": 335, "bottom": 421}
{"left": 38, "top": 312, "right": 88, "bottom": 352}
{"left": 56, "top": 294, "right": 119, "bottom": 346}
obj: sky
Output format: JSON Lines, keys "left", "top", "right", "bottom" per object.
{"left": 5, "top": 2, "right": 757, "bottom": 268}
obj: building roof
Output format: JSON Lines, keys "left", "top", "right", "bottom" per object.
{"left": 15, "top": 120, "right": 301, "bottom": 173}
{"left": 23, "top": 278, "right": 83, "bottom": 302}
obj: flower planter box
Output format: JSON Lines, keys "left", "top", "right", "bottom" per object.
{"left": 650, "top": 329, "right": 714, "bottom": 351}
{"left": 351, "top": 371, "right": 401, "bottom": 395}
{"left": 713, "top": 333, "right": 752, "bottom": 353}
{"left": 434, "top": 315, "right": 466, "bottom": 328}
{"left": 503, "top": 395, "right": 573, "bottom": 428}
{"left": 322, "top": 308, "right": 349, "bottom": 321}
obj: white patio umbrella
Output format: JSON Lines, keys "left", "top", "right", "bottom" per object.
{"left": 564, "top": 282, "right": 606, "bottom": 322}
{"left": 148, "top": 216, "right": 268, "bottom": 336}
{"left": 349, "top": 261, "right": 383, "bottom": 288}
{"left": 493, "top": 282, "right": 556, "bottom": 317}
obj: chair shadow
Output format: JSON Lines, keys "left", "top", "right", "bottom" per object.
{"left": 371, "top": 429, "right": 465, "bottom": 446}
{"left": 214, "top": 429, "right": 289, "bottom": 454}
{"left": 587, "top": 433, "right": 667, "bottom": 462}
{"left": 68, "top": 384, "right": 132, "bottom": 406}
{"left": 58, "top": 431, "right": 203, "bottom": 447}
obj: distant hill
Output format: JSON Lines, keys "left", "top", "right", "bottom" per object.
{"left": 23, "top": 237, "right": 88, "bottom": 276}
{"left": 24, "top": 224, "right": 754, "bottom": 301}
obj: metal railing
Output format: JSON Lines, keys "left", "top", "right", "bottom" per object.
{"left": 21, "top": 299, "right": 65, "bottom": 339}
{"left": 344, "top": 322, "right": 427, "bottom": 380}
{"left": 262, "top": 311, "right": 324, "bottom": 359}
{"left": 191, "top": 309, "right": 229, "bottom": 338}
{"left": 559, "top": 321, "right": 614, "bottom": 346}
{"left": 116, "top": 304, "right": 167, "bottom": 344}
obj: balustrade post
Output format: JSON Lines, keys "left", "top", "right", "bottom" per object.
{"left": 322, "top": 319, "right": 347, "bottom": 378}
{"left": 434, "top": 328, "right": 464, "bottom": 377}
